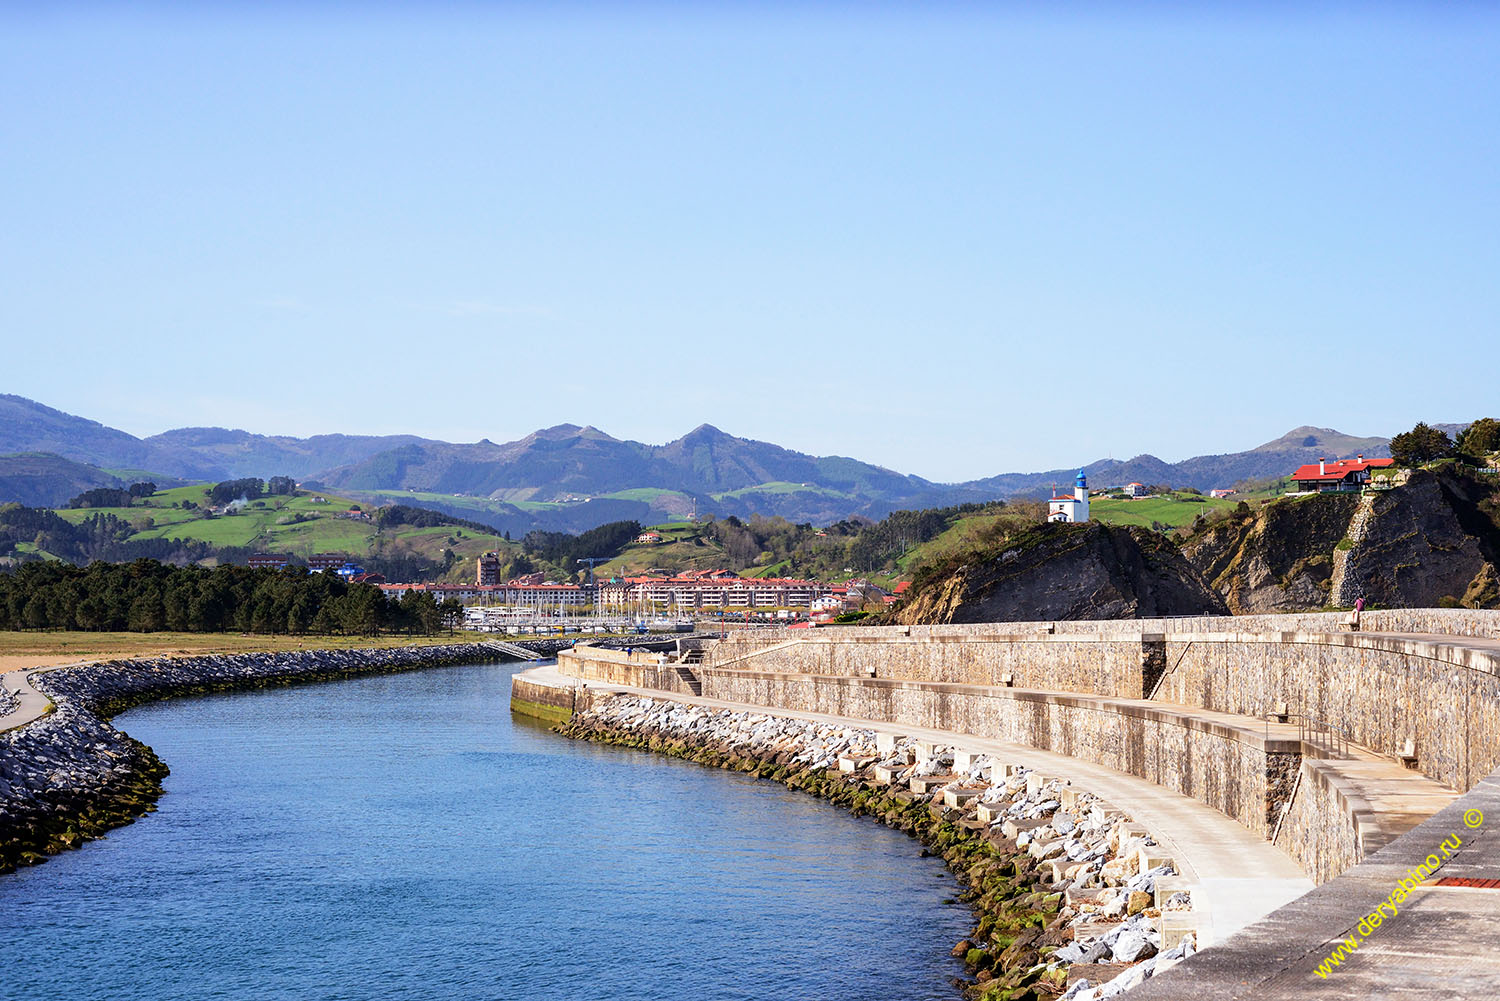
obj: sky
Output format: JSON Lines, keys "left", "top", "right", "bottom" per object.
{"left": 2, "top": 3, "right": 1496, "bottom": 482}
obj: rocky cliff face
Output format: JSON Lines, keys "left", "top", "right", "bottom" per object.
{"left": 1340, "top": 468, "right": 1500, "bottom": 609}
{"left": 1179, "top": 494, "right": 1359, "bottom": 614}
{"left": 888, "top": 523, "right": 1228, "bottom": 624}
{"left": 1180, "top": 468, "right": 1500, "bottom": 612}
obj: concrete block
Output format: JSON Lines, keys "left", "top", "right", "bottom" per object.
{"left": 1065, "top": 887, "right": 1109, "bottom": 908}
{"left": 1001, "top": 816, "right": 1051, "bottom": 840}
{"left": 1154, "top": 877, "right": 1193, "bottom": 911}
{"left": 909, "top": 774, "right": 957, "bottom": 795}
{"left": 953, "top": 749, "right": 976, "bottom": 773}
{"left": 943, "top": 786, "right": 981, "bottom": 808}
{"left": 975, "top": 801, "right": 1008, "bottom": 824}
{"left": 1111, "top": 821, "right": 1149, "bottom": 851}
{"left": 996, "top": 762, "right": 1023, "bottom": 778}
{"left": 1060, "top": 787, "right": 1086, "bottom": 811}
{"left": 875, "top": 732, "right": 902, "bottom": 754}
{"left": 1137, "top": 847, "right": 1175, "bottom": 876}
{"left": 1029, "top": 838, "right": 1066, "bottom": 860}
{"left": 1026, "top": 772, "right": 1066, "bottom": 796}
{"left": 872, "top": 763, "right": 905, "bottom": 786}
{"left": 837, "top": 754, "right": 875, "bottom": 774}
{"left": 914, "top": 739, "right": 941, "bottom": 762}
{"left": 1159, "top": 910, "right": 1196, "bottom": 951}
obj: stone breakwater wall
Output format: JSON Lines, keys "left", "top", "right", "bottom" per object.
{"left": 552, "top": 644, "right": 700, "bottom": 696}
{"left": 558, "top": 693, "right": 1200, "bottom": 1001}
{"left": 0, "top": 682, "right": 16, "bottom": 717}
{"left": 0, "top": 642, "right": 496, "bottom": 874}
{"left": 707, "top": 632, "right": 1158, "bottom": 699}
{"left": 707, "top": 616, "right": 1500, "bottom": 797}
{"left": 1271, "top": 757, "right": 1375, "bottom": 887}
{"left": 1158, "top": 633, "right": 1500, "bottom": 793}
{"left": 697, "top": 670, "right": 1302, "bottom": 843}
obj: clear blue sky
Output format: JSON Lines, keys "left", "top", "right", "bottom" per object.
{"left": 3, "top": 3, "right": 1495, "bottom": 482}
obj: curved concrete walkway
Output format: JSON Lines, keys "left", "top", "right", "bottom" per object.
{"left": 0, "top": 662, "right": 86, "bottom": 734}
{"left": 518, "top": 662, "right": 1314, "bottom": 947}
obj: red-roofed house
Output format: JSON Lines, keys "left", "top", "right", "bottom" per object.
{"left": 1290, "top": 455, "right": 1395, "bottom": 493}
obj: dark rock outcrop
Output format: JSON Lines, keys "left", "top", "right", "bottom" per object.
{"left": 1180, "top": 467, "right": 1500, "bottom": 612}
{"left": 1179, "top": 494, "right": 1358, "bottom": 614}
{"left": 1340, "top": 468, "right": 1500, "bottom": 609}
{"left": 888, "top": 523, "right": 1228, "bottom": 624}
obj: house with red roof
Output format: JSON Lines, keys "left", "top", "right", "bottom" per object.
{"left": 1290, "top": 455, "right": 1395, "bottom": 493}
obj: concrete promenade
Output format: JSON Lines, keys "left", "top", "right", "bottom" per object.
{"left": 519, "top": 662, "right": 1314, "bottom": 947}
{"left": 0, "top": 662, "right": 84, "bottom": 733}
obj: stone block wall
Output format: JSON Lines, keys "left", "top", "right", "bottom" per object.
{"left": 707, "top": 632, "right": 1156, "bottom": 698}
{"left": 698, "top": 670, "right": 1298, "bottom": 843}
{"left": 1158, "top": 633, "right": 1500, "bottom": 792}
{"left": 1272, "top": 758, "right": 1372, "bottom": 885}
{"left": 556, "top": 647, "right": 697, "bottom": 696}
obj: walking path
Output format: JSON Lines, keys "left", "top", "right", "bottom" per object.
{"left": 0, "top": 662, "right": 87, "bottom": 734}
{"left": 519, "top": 662, "right": 1315, "bottom": 947}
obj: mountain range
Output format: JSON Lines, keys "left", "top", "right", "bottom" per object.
{"left": 0, "top": 393, "right": 1438, "bottom": 532}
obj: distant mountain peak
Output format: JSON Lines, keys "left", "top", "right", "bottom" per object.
{"left": 1251, "top": 426, "right": 1387, "bottom": 455}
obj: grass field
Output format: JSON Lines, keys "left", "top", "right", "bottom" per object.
{"left": 1087, "top": 493, "right": 1244, "bottom": 528}
{"left": 711, "top": 481, "right": 853, "bottom": 501}
{"left": 0, "top": 630, "right": 470, "bottom": 672}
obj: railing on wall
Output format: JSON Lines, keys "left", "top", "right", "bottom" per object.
{"left": 1292, "top": 714, "right": 1353, "bottom": 760}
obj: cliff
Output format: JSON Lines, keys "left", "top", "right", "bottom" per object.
{"left": 1179, "top": 494, "right": 1359, "bottom": 613}
{"left": 887, "top": 522, "right": 1228, "bottom": 624}
{"left": 1180, "top": 467, "right": 1500, "bottom": 613}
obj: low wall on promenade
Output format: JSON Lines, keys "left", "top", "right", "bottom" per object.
{"left": 707, "top": 631, "right": 1162, "bottom": 698}
{"left": 709, "top": 615, "right": 1500, "bottom": 796}
{"left": 1272, "top": 756, "right": 1380, "bottom": 887}
{"left": 694, "top": 669, "right": 1301, "bottom": 845}
{"left": 558, "top": 645, "right": 698, "bottom": 696}
{"left": 1158, "top": 632, "right": 1500, "bottom": 793}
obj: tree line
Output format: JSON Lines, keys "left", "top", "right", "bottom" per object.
{"left": 1390, "top": 419, "right": 1500, "bottom": 468}
{"left": 0, "top": 559, "right": 459, "bottom": 636}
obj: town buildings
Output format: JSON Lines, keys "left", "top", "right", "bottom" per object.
{"left": 598, "top": 569, "right": 844, "bottom": 610}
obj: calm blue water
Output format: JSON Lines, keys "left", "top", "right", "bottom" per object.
{"left": 0, "top": 661, "right": 969, "bottom": 1001}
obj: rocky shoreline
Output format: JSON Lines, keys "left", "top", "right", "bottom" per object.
{"left": 0, "top": 642, "right": 500, "bottom": 874}
{"left": 558, "top": 695, "right": 1199, "bottom": 1001}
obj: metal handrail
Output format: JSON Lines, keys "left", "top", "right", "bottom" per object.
{"left": 1287, "top": 713, "right": 1354, "bottom": 759}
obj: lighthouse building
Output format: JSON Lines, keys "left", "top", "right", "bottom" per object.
{"left": 1048, "top": 471, "right": 1091, "bottom": 524}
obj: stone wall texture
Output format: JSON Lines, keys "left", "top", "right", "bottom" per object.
{"left": 1158, "top": 633, "right": 1500, "bottom": 792}
{"left": 1272, "top": 758, "right": 1373, "bottom": 886}
{"left": 695, "top": 670, "right": 1295, "bottom": 841}
{"left": 709, "top": 632, "right": 1154, "bottom": 697}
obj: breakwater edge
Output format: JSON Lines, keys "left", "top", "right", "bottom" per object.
{"left": 0, "top": 641, "right": 503, "bottom": 873}
{"left": 555, "top": 693, "right": 1199, "bottom": 1001}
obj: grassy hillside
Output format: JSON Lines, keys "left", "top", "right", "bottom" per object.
{"left": 37, "top": 483, "right": 517, "bottom": 580}
{"left": 1087, "top": 493, "right": 1242, "bottom": 529}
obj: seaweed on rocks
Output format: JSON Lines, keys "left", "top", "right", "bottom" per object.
{"left": 555, "top": 695, "right": 1196, "bottom": 1001}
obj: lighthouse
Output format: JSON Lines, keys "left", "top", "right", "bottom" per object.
{"left": 1047, "top": 470, "right": 1091, "bottom": 523}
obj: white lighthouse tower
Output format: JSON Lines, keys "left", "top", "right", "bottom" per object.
{"left": 1047, "top": 470, "right": 1091, "bottom": 523}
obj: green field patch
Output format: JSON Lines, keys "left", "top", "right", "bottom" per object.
{"left": 1088, "top": 494, "right": 1240, "bottom": 529}
{"left": 712, "top": 481, "right": 853, "bottom": 501}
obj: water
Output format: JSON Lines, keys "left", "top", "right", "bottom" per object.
{"left": 0, "top": 662, "right": 970, "bottom": 1001}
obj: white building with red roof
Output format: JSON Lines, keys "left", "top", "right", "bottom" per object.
{"left": 1290, "top": 455, "right": 1395, "bottom": 493}
{"left": 1048, "top": 470, "right": 1091, "bottom": 523}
